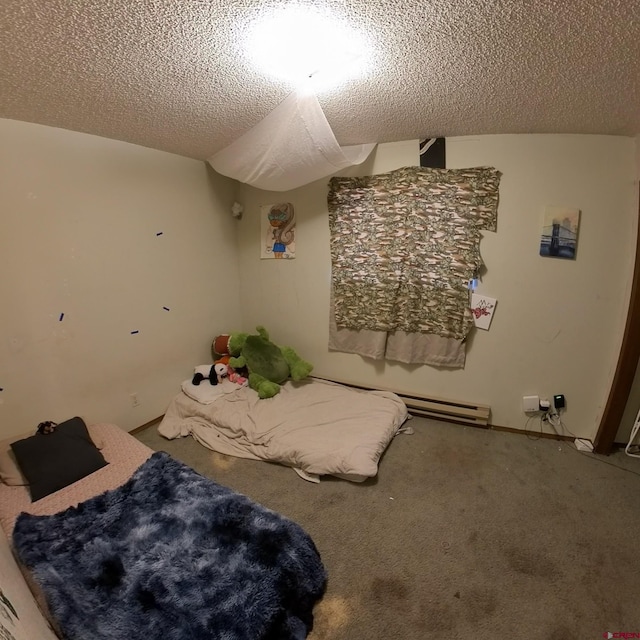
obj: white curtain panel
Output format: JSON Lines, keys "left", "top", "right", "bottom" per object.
{"left": 208, "top": 91, "right": 375, "bottom": 191}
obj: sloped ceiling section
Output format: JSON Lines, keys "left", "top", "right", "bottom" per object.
{"left": 1, "top": 0, "right": 639, "bottom": 161}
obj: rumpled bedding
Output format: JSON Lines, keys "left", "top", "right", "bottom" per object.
{"left": 158, "top": 378, "right": 409, "bottom": 482}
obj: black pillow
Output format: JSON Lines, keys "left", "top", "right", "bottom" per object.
{"left": 10, "top": 417, "right": 108, "bottom": 502}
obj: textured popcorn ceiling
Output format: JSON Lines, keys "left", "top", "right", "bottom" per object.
{"left": 1, "top": 0, "right": 639, "bottom": 160}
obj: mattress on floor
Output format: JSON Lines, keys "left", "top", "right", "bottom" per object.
{"left": 158, "top": 377, "right": 409, "bottom": 482}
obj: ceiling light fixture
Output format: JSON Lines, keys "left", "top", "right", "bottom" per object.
{"left": 244, "top": 5, "right": 370, "bottom": 92}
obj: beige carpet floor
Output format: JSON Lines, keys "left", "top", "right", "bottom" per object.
{"left": 136, "top": 416, "right": 640, "bottom": 640}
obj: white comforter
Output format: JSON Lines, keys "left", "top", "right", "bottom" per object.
{"left": 158, "top": 378, "right": 409, "bottom": 482}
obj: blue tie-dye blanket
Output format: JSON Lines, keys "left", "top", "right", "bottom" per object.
{"left": 13, "top": 452, "right": 326, "bottom": 640}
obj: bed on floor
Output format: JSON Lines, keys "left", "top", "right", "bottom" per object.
{"left": 0, "top": 421, "right": 326, "bottom": 640}
{"left": 158, "top": 377, "right": 410, "bottom": 483}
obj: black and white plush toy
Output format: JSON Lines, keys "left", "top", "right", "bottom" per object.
{"left": 36, "top": 420, "right": 58, "bottom": 434}
{"left": 192, "top": 363, "right": 228, "bottom": 386}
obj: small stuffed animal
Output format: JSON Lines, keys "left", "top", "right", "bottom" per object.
{"left": 36, "top": 420, "right": 57, "bottom": 435}
{"left": 214, "top": 362, "right": 229, "bottom": 381}
{"left": 192, "top": 363, "right": 228, "bottom": 386}
{"left": 228, "top": 370, "right": 249, "bottom": 387}
{"left": 213, "top": 326, "right": 313, "bottom": 399}
{"left": 192, "top": 364, "right": 215, "bottom": 386}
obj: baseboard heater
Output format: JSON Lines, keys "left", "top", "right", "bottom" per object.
{"left": 313, "top": 376, "right": 491, "bottom": 427}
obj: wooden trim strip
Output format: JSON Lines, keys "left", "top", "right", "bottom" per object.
{"left": 489, "top": 423, "right": 574, "bottom": 441}
{"left": 594, "top": 185, "right": 640, "bottom": 454}
{"left": 129, "top": 415, "right": 163, "bottom": 435}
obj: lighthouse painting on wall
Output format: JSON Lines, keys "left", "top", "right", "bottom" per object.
{"left": 539, "top": 206, "right": 580, "bottom": 260}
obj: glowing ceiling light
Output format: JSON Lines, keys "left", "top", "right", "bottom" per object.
{"left": 244, "top": 5, "right": 370, "bottom": 91}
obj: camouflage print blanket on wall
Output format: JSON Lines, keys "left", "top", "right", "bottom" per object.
{"left": 327, "top": 166, "right": 501, "bottom": 340}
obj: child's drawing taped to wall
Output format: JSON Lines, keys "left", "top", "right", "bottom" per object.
{"left": 261, "top": 203, "right": 295, "bottom": 259}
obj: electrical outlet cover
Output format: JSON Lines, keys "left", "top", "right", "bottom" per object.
{"left": 523, "top": 395, "right": 540, "bottom": 412}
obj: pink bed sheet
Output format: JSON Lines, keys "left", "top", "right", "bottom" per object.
{"left": 0, "top": 423, "right": 152, "bottom": 537}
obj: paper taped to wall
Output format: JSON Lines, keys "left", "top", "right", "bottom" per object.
{"left": 470, "top": 293, "right": 497, "bottom": 330}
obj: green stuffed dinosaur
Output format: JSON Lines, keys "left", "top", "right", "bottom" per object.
{"left": 213, "top": 326, "right": 313, "bottom": 399}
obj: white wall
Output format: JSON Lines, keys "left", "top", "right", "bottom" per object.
{"left": 235, "top": 135, "right": 638, "bottom": 440}
{"left": 0, "top": 119, "right": 241, "bottom": 437}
